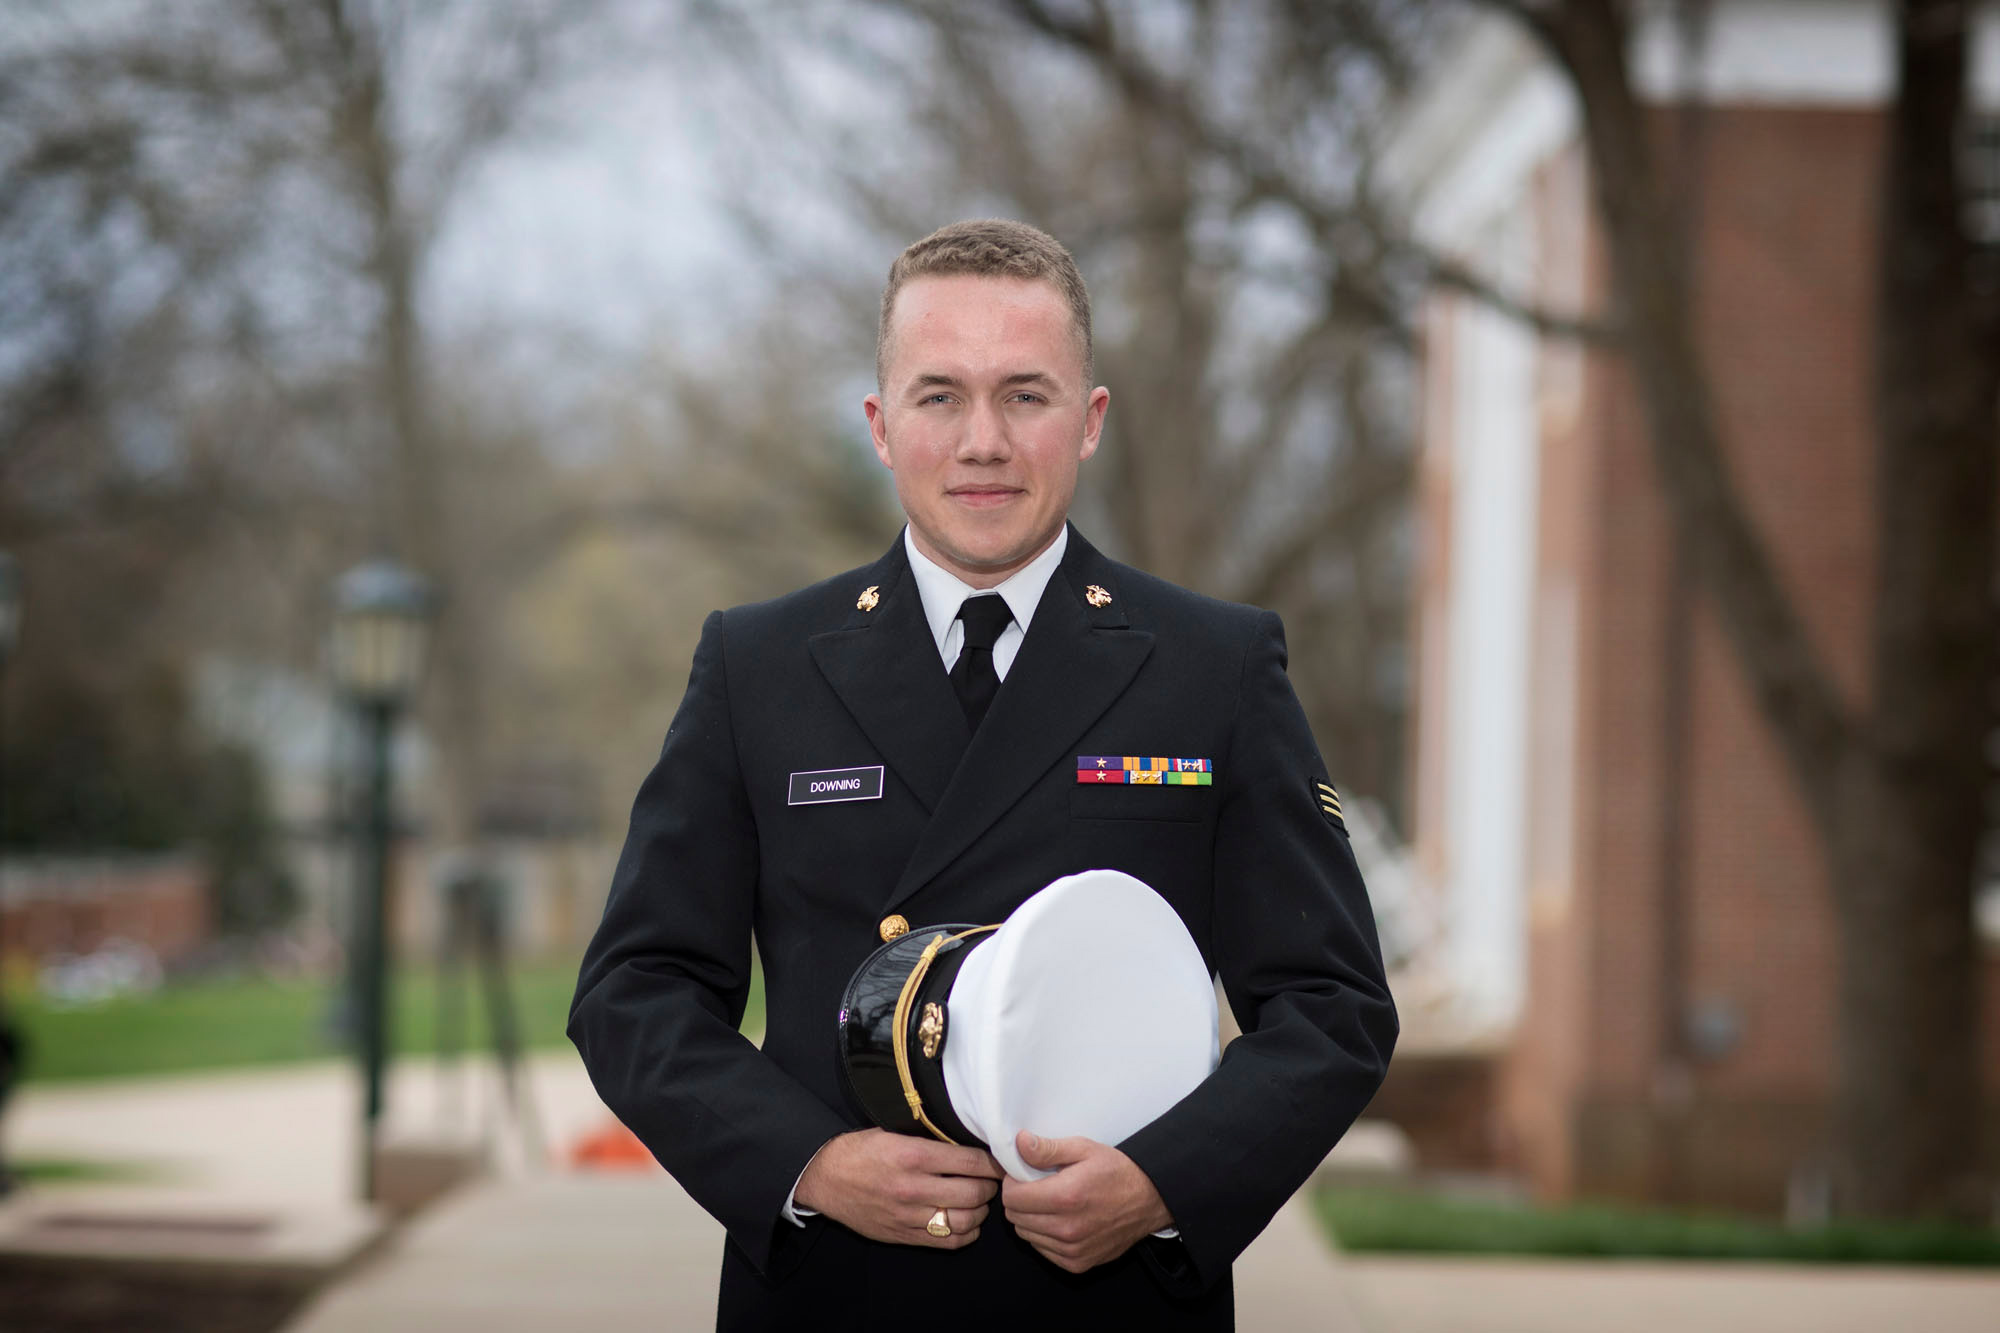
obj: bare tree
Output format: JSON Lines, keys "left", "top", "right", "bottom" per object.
{"left": 486, "top": 316, "right": 904, "bottom": 808}
{"left": 1, "top": 0, "right": 643, "bottom": 849}
{"left": 240, "top": 0, "right": 612, "bottom": 846}
{"left": 0, "top": 2, "right": 372, "bottom": 854}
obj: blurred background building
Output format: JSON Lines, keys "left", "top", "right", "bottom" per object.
{"left": 1387, "top": 2, "right": 2000, "bottom": 1214}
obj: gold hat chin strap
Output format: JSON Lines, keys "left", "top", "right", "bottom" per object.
{"left": 891, "top": 925, "right": 1000, "bottom": 1145}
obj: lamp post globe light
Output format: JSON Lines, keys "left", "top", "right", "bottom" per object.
{"left": 332, "top": 558, "right": 434, "bottom": 1202}
{"left": 332, "top": 560, "right": 434, "bottom": 706}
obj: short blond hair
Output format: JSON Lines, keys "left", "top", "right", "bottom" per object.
{"left": 876, "top": 219, "right": 1093, "bottom": 388}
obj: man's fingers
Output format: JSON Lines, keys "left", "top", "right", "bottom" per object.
{"left": 1000, "top": 1164, "right": 1084, "bottom": 1218}
{"left": 1004, "top": 1205, "right": 1085, "bottom": 1246}
{"left": 1000, "top": 1174, "right": 1050, "bottom": 1214}
{"left": 1013, "top": 1223, "right": 1087, "bottom": 1264}
{"left": 913, "top": 1203, "right": 989, "bottom": 1232}
{"left": 1016, "top": 1130, "right": 1093, "bottom": 1170}
{"left": 898, "top": 1138, "right": 1003, "bottom": 1179}
{"left": 916, "top": 1203, "right": 988, "bottom": 1245}
{"left": 923, "top": 1173, "right": 999, "bottom": 1210}
{"left": 1009, "top": 1220, "right": 1069, "bottom": 1250}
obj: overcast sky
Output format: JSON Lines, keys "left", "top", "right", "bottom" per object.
{"left": 425, "top": 5, "right": 903, "bottom": 381}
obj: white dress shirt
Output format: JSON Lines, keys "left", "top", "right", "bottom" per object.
{"left": 904, "top": 523, "right": 1068, "bottom": 680}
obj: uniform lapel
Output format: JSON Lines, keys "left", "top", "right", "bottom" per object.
{"left": 883, "top": 528, "right": 1153, "bottom": 912}
{"left": 808, "top": 536, "right": 969, "bottom": 814}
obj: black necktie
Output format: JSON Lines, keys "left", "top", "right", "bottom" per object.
{"left": 951, "top": 594, "right": 1014, "bottom": 730}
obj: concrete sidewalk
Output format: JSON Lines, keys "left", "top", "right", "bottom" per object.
{"left": 279, "top": 1174, "right": 722, "bottom": 1332}
{"left": 8, "top": 1051, "right": 1372, "bottom": 1330}
{"left": 273, "top": 1171, "right": 2000, "bottom": 1333}
{"left": 279, "top": 1170, "right": 1368, "bottom": 1333}
{"left": 1335, "top": 1253, "right": 2000, "bottom": 1333}
{"left": 6, "top": 1050, "right": 616, "bottom": 1207}
{"left": 12, "top": 1057, "right": 2000, "bottom": 1332}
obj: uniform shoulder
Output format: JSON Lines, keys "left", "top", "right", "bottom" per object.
{"left": 710, "top": 554, "right": 889, "bottom": 641}
{"left": 1095, "top": 556, "right": 1271, "bottom": 638}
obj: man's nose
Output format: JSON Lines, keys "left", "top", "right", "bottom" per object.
{"left": 958, "top": 399, "right": 1012, "bottom": 463}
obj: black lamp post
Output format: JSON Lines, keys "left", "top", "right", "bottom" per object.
{"left": 0, "top": 550, "right": 19, "bottom": 966}
{"left": 0, "top": 551, "right": 19, "bottom": 1197}
{"left": 331, "top": 559, "right": 434, "bottom": 1202}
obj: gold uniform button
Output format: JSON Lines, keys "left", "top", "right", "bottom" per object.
{"left": 879, "top": 915, "right": 910, "bottom": 942}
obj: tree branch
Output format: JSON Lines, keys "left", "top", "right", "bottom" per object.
{"left": 1000, "top": 0, "right": 1614, "bottom": 346}
{"left": 1536, "top": 0, "right": 1854, "bottom": 834}
{"left": 1422, "top": 249, "right": 1622, "bottom": 344}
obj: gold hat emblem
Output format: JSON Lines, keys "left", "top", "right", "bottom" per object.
{"left": 857, "top": 585, "right": 881, "bottom": 612}
{"left": 918, "top": 1002, "right": 946, "bottom": 1059}
{"left": 1084, "top": 584, "right": 1113, "bottom": 608}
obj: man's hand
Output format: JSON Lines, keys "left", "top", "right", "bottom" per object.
{"left": 1001, "top": 1131, "right": 1173, "bottom": 1273}
{"left": 794, "top": 1128, "right": 1002, "bottom": 1249}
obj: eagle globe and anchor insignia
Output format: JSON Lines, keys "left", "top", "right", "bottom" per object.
{"left": 918, "top": 1001, "right": 946, "bottom": 1059}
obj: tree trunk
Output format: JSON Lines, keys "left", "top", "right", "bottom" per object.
{"left": 339, "top": 8, "right": 487, "bottom": 848}
{"left": 1831, "top": 753, "right": 1985, "bottom": 1217}
{"left": 1837, "top": 0, "right": 1999, "bottom": 1218}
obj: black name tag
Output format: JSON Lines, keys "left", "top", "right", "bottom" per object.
{"left": 788, "top": 765, "right": 885, "bottom": 805}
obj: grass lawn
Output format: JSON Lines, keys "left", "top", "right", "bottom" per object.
{"left": 12, "top": 1156, "right": 165, "bottom": 1185}
{"left": 1313, "top": 1185, "right": 2000, "bottom": 1267}
{"left": 9, "top": 960, "right": 765, "bottom": 1084}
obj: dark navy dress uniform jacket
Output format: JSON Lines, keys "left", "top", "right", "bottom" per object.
{"left": 568, "top": 526, "right": 1398, "bottom": 1331}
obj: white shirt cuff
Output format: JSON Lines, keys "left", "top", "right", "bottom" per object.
{"left": 781, "top": 1143, "right": 833, "bottom": 1227}
{"left": 781, "top": 1179, "right": 818, "bottom": 1226}
{"left": 1152, "top": 1227, "right": 1180, "bottom": 1239}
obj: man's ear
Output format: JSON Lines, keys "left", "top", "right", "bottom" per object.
{"left": 864, "top": 393, "right": 894, "bottom": 469}
{"left": 1078, "top": 385, "right": 1110, "bottom": 462}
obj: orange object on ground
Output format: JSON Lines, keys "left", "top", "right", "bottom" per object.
{"left": 568, "top": 1118, "right": 658, "bottom": 1171}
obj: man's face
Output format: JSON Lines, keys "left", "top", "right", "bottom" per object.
{"left": 865, "top": 275, "right": 1109, "bottom": 589}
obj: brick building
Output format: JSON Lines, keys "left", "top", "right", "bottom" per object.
{"left": 1385, "top": 3, "right": 2000, "bottom": 1212}
{"left": 0, "top": 855, "right": 210, "bottom": 971}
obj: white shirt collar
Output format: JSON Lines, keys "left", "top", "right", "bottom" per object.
{"left": 904, "top": 524, "right": 1069, "bottom": 661}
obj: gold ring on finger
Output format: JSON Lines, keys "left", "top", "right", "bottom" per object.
{"left": 926, "top": 1207, "right": 952, "bottom": 1238}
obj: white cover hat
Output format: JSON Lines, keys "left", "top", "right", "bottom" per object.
{"left": 939, "top": 868, "right": 1221, "bottom": 1180}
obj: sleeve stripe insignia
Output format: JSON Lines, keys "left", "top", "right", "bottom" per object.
{"left": 1076, "top": 756, "right": 1213, "bottom": 785}
{"left": 1314, "top": 779, "right": 1345, "bottom": 822}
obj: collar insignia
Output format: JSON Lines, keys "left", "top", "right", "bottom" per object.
{"left": 1084, "top": 584, "right": 1113, "bottom": 608}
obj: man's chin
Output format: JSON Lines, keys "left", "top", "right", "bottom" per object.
{"left": 928, "top": 529, "right": 1058, "bottom": 583}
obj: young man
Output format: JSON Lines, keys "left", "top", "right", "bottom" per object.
{"left": 569, "top": 219, "right": 1396, "bottom": 1331}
